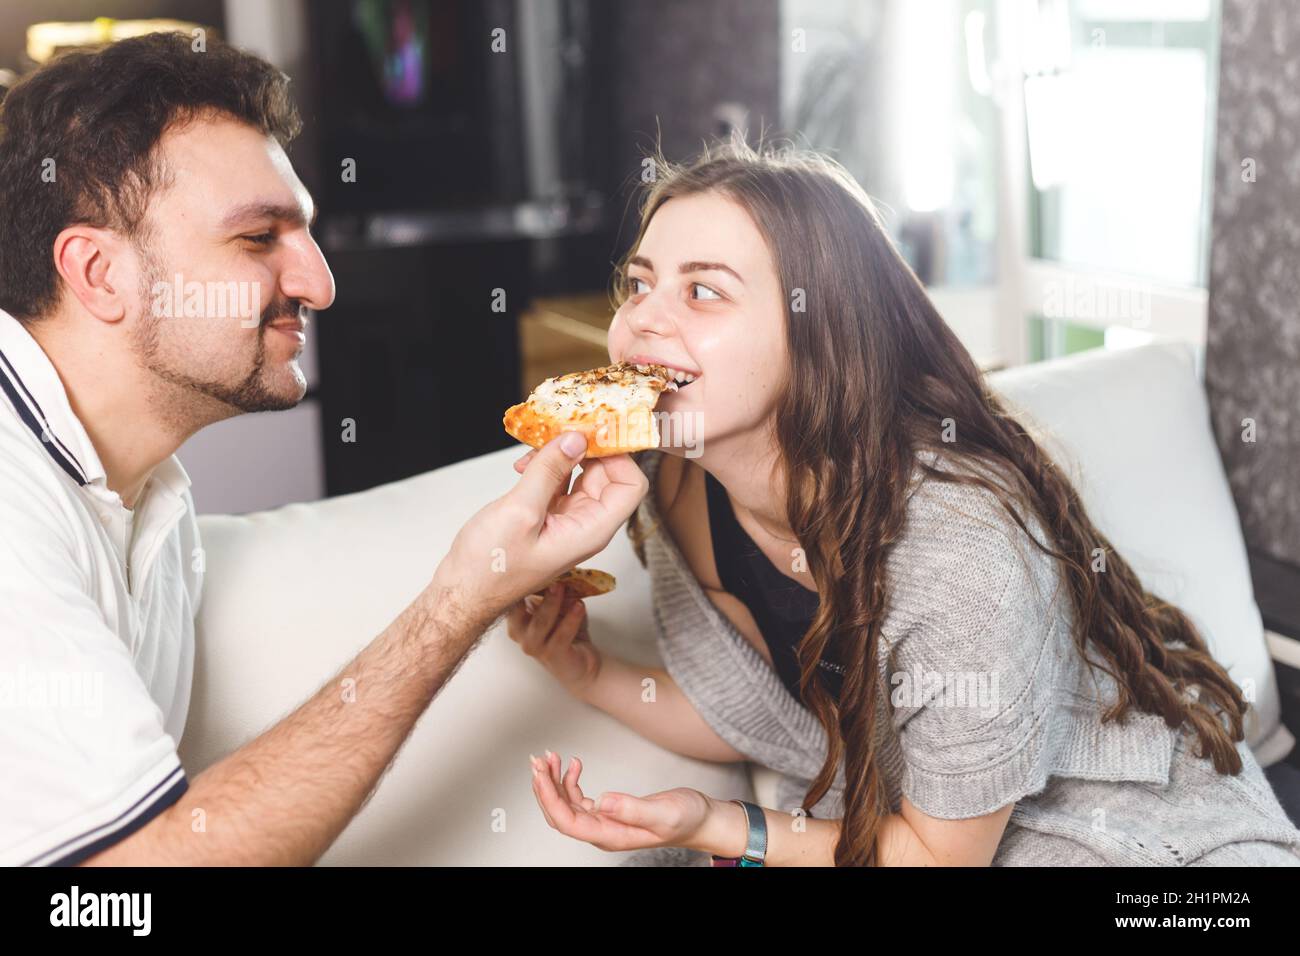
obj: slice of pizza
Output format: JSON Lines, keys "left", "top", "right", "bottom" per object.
{"left": 503, "top": 362, "right": 677, "bottom": 458}
{"left": 555, "top": 567, "right": 616, "bottom": 598}
{"left": 528, "top": 567, "right": 617, "bottom": 601}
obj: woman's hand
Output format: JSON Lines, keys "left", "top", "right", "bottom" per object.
{"left": 507, "top": 584, "right": 602, "bottom": 697}
{"left": 529, "top": 751, "right": 736, "bottom": 855}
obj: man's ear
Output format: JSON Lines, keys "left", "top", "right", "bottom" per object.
{"left": 51, "top": 225, "right": 136, "bottom": 323}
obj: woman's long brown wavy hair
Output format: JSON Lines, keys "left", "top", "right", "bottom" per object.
{"left": 620, "top": 136, "right": 1250, "bottom": 866}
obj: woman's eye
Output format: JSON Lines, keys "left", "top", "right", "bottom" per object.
{"left": 625, "top": 275, "right": 649, "bottom": 295}
{"left": 691, "top": 283, "right": 722, "bottom": 301}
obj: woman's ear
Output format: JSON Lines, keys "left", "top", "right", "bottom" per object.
{"left": 51, "top": 225, "right": 132, "bottom": 323}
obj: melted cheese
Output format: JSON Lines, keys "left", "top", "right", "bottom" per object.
{"left": 530, "top": 375, "right": 662, "bottom": 420}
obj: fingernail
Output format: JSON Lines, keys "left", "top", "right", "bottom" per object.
{"left": 544, "top": 749, "right": 555, "bottom": 761}
{"left": 559, "top": 431, "right": 587, "bottom": 458}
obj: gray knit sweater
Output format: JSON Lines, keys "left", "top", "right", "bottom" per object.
{"left": 634, "top": 449, "right": 1300, "bottom": 865}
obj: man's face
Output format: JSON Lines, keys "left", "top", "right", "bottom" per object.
{"left": 127, "top": 113, "right": 335, "bottom": 416}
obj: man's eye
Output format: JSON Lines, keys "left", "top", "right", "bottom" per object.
{"left": 625, "top": 275, "right": 649, "bottom": 295}
{"left": 243, "top": 233, "right": 276, "bottom": 246}
{"left": 692, "top": 283, "right": 722, "bottom": 301}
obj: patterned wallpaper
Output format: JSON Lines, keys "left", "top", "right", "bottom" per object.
{"left": 1206, "top": 0, "right": 1300, "bottom": 570}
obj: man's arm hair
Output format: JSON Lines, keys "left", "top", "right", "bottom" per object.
{"left": 80, "top": 581, "right": 492, "bottom": 866}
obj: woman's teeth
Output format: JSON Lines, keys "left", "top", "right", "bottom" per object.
{"left": 671, "top": 370, "right": 698, "bottom": 385}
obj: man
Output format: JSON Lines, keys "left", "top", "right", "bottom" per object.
{"left": 0, "top": 32, "right": 646, "bottom": 865}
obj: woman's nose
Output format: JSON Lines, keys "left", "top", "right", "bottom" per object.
{"left": 624, "top": 288, "right": 675, "bottom": 337}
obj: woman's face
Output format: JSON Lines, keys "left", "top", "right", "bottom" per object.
{"left": 607, "top": 191, "right": 788, "bottom": 457}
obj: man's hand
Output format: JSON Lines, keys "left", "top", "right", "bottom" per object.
{"left": 431, "top": 432, "right": 647, "bottom": 623}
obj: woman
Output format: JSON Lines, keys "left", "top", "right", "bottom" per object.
{"left": 507, "top": 138, "right": 1300, "bottom": 866}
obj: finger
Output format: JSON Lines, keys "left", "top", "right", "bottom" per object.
{"left": 518, "top": 614, "right": 550, "bottom": 657}
{"left": 595, "top": 792, "right": 663, "bottom": 830}
{"left": 568, "top": 456, "right": 610, "bottom": 498}
{"left": 505, "top": 602, "right": 529, "bottom": 643}
{"left": 529, "top": 584, "right": 566, "bottom": 642}
{"left": 531, "top": 764, "right": 560, "bottom": 830}
{"left": 513, "top": 448, "right": 538, "bottom": 473}
{"left": 573, "top": 454, "right": 648, "bottom": 521}
{"left": 545, "top": 600, "right": 586, "bottom": 651}
{"left": 513, "top": 597, "right": 550, "bottom": 655}
{"left": 587, "top": 454, "right": 648, "bottom": 494}
{"left": 535, "top": 458, "right": 649, "bottom": 562}
{"left": 510, "top": 432, "right": 588, "bottom": 515}
{"left": 534, "top": 756, "right": 583, "bottom": 832}
{"left": 563, "top": 755, "right": 587, "bottom": 806}
{"left": 546, "top": 750, "right": 563, "bottom": 789}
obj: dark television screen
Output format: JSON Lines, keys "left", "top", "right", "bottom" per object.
{"left": 309, "top": 0, "right": 524, "bottom": 216}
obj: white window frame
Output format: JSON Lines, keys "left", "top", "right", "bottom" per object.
{"left": 987, "top": 0, "right": 1213, "bottom": 371}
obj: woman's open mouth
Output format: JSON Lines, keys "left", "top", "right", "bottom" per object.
{"left": 625, "top": 355, "right": 700, "bottom": 389}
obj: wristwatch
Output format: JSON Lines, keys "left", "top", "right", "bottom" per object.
{"left": 710, "top": 800, "right": 767, "bottom": 867}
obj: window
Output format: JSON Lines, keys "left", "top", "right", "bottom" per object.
{"left": 778, "top": 0, "right": 1219, "bottom": 369}
{"left": 1019, "top": 0, "right": 1220, "bottom": 362}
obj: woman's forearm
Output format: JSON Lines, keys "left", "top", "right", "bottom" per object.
{"left": 696, "top": 800, "right": 940, "bottom": 866}
{"left": 578, "top": 656, "right": 748, "bottom": 763}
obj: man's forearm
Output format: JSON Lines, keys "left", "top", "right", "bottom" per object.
{"left": 84, "top": 578, "right": 494, "bottom": 866}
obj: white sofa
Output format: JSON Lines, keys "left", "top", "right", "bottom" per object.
{"left": 177, "top": 341, "right": 1296, "bottom": 864}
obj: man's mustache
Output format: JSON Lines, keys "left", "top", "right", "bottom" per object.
{"left": 260, "top": 299, "right": 305, "bottom": 328}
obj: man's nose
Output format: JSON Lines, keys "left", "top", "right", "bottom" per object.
{"left": 280, "top": 236, "right": 336, "bottom": 312}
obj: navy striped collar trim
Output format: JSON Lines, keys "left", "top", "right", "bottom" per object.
{"left": 0, "top": 346, "right": 89, "bottom": 486}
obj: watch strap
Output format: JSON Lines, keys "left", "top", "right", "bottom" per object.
{"left": 710, "top": 799, "right": 767, "bottom": 867}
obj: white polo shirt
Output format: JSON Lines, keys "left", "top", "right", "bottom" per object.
{"left": 0, "top": 308, "right": 202, "bottom": 866}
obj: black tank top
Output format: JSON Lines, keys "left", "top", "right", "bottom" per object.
{"left": 704, "top": 470, "right": 845, "bottom": 702}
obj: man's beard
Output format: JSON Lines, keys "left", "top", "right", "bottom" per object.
{"left": 132, "top": 245, "right": 305, "bottom": 415}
